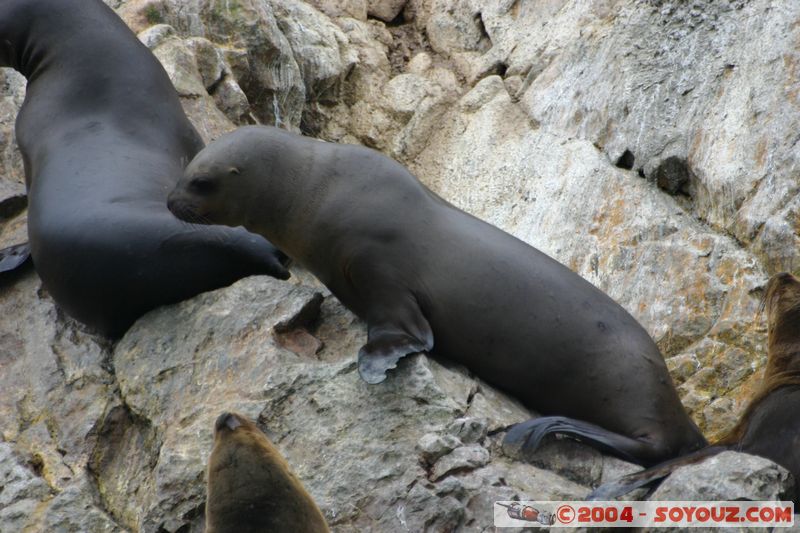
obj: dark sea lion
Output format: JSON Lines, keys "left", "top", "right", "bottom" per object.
{"left": 590, "top": 271, "right": 800, "bottom": 501}
{"left": 206, "top": 412, "right": 329, "bottom": 533}
{"left": 167, "top": 125, "right": 706, "bottom": 465}
{"left": 0, "top": 0, "right": 288, "bottom": 337}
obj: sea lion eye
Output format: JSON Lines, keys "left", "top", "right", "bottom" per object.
{"left": 189, "top": 176, "right": 217, "bottom": 194}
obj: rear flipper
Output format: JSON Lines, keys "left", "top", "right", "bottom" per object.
{"left": 587, "top": 446, "right": 727, "bottom": 500}
{"left": 503, "top": 416, "right": 667, "bottom": 466}
{"left": 0, "top": 242, "right": 31, "bottom": 274}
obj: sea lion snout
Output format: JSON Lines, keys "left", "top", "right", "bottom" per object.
{"left": 205, "top": 410, "right": 330, "bottom": 532}
{"left": 166, "top": 193, "right": 205, "bottom": 224}
{"left": 214, "top": 412, "right": 243, "bottom": 434}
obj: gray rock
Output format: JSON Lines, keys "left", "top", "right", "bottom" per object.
{"left": 0, "top": 443, "right": 51, "bottom": 509}
{"left": 209, "top": 76, "right": 251, "bottom": 124}
{"left": 425, "top": 0, "right": 490, "bottom": 56}
{"left": 306, "top": 0, "right": 367, "bottom": 21}
{"left": 649, "top": 451, "right": 795, "bottom": 502}
{"left": 417, "top": 433, "right": 462, "bottom": 465}
{"left": 137, "top": 23, "right": 175, "bottom": 49}
{"left": 446, "top": 417, "right": 488, "bottom": 444}
{"left": 367, "top": 0, "right": 408, "bottom": 23}
{"left": 36, "top": 476, "right": 124, "bottom": 533}
{"left": 431, "top": 445, "right": 491, "bottom": 481}
{"left": 514, "top": 0, "right": 800, "bottom": 270}
{"left": 152, "top": 37, "right": 207, "bottom": 97}
{"left": 271, "top": 0, "right": 355, "bottom": 104}
{"left": 160, "top": 0, "right": 306, "bottom": 128}
{"left": 0, "top": 271, "right": 123, "bottom": 531}
{"left": 186, "top": 37, "right": 226, "bottom": 91}
{"left": 0, "top": 68, "right": 26, "bottom": 222}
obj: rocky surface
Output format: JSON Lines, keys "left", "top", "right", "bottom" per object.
{"left": 650, "top": 452, "right": 794, "bottom": 503}
{"left": 1, "top": 0, "right": 798, "bottom": 531}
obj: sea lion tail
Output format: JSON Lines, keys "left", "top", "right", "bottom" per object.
{"left": 587, "top": 445, "right": 727, "bottom": 500}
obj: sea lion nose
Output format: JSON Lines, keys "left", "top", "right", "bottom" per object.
{"left": 214, "top": 412, "right": 241, "bottom": 433}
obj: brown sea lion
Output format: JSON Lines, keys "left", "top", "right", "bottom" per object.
{"left": 168, "top": 125, "right": 706, "bottom": 465}
{"left": 206, "top": 412, "right": 329, "bottom": 533}
{"left": 590, "top": 271, "right": 800, "bottom": 501}
{"left": 0, "top": 0, "right": 288, "bottom": 337}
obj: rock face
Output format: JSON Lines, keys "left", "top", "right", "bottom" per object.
{"left": 1, "top": 0, "right": 798, "bottom": 531}
{"left": 649, "top": 452, "right": 794, "bottom": 503}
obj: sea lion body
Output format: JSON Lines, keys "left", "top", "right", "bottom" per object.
{"left": 724, "top": 272, "right": 800, "bottom": 499}
{"left": 736, "top": 388, "right": 800, "bottom": 496}
{"left": 169, "top": 125, "right": 705, "bottom": 465}
{"left": 206, "top": 412, "right": 329, "bottom": 533}
{"left": 591, "top": 271, "right": 800, "bottom": 500}
{"left": 0, "top": 0, "right": 287, "bottom": 336}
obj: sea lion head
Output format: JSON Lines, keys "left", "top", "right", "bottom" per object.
{"left": 764, "top": 272, "right": 800, "bottom": 349}
{"left": 168, "top": 127, "right": 296, "bottom": 243}
{"left": 760, "top": 271, "right": 800, "bottom": 380}
{"left": 205, "top": 411, "right": 329, "bottom": 533}
{"left": 167, "top": 148, "right": 247, "bottom": 228}
{"left": 714, "top": 271, "right": 800, "bottom": 447}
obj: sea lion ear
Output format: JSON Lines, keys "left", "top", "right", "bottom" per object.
{"left": 228, "top": 167, "right": 240, "bottom": 175}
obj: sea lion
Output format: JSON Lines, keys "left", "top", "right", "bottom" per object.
{"left": 168, "top": 125, "right": 706, "bottom": 465}
{"left": 0, "top": 0, "right": 288, "bottom": 337}
{"left": 590, "top": 271, "right": 800, "bottom": 501}
{"left": 206, "top": 412, "right": 329, "bottom": 533}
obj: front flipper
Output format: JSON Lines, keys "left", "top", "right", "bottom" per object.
{"left": 503, "top": 416, "right": 664, "bottom": 466}
{"left": 358, "top": 331, "right": 431, "bottom": 384}
{"left": 357, "top": 297, "right": 434, "bottom": 384}
{"left": 0, "top": 242, "right": 31, "bottom": 274}
{"left": 261, "top": 245, "right": 291, "bottom": 280}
